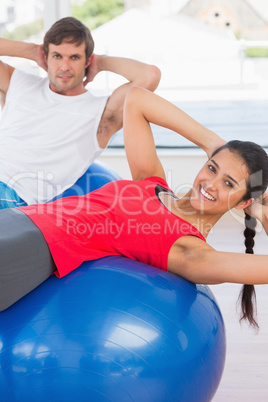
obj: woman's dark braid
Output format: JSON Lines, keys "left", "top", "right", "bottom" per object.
{"left": 239, "top": 213, "right": 258, "bottom": 328}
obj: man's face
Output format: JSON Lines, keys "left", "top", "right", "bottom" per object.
{"left": 46, "top": 41, "right": 90, "bottom": 96}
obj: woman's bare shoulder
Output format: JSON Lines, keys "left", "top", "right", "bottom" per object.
{"left": 167, "top": 235, "right": 213, "bottom": 278}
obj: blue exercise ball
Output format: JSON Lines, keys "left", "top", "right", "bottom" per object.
{"left": 0, "top": 162, "right": 226, "bottom": 401}
{"left": 52, "top": 160, "right": 121, "bottom": 200}
{"left": 0, "top": 257, "right": 225, "bottom": 402}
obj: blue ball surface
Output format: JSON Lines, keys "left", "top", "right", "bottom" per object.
{"left": 0, "top": 257, "right": 225, "bottom": 402}
{"left": 53, "top": 161, "right": 121, "bottom": 200}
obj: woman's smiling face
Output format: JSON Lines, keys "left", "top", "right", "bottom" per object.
{"left": 191, "top": 148, "right": 250, "bottom": 215}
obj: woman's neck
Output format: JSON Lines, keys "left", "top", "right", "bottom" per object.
{"left": 160, "top": 190, "right": 223, "bottom": 238}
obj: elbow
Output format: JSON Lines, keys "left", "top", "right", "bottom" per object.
{"left": 143, "top": 65, "right": 161, "bottom": 92}
{"left": 150, "top": 65, "right": 161, "bottom": 91}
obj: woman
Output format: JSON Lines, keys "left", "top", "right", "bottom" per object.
{"left": 1, "top": 87, "right": 268, "bottom": 329}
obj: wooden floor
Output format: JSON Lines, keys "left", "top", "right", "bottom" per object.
{"left": 212, "top": 284, "right": 268, "bottom": 401}
{"left": 208, "top": 212, "right": 268, "bottom": 401}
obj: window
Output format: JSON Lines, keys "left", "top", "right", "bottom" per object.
{"left": 7, "top": 6, "right": 15, "bottom": 22}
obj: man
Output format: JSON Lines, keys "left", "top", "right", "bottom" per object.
{"left": 0, "top": 17, "right": 161, "bottom": 208}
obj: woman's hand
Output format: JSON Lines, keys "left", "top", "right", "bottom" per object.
{"left": 206, "top": 139, "right": 227, "bottom": 159}
{"left": 245, "top": 193, "right": 268, "bottom": 235}
{"left": 245, "top": 193, "right": 268, "bottom": 219}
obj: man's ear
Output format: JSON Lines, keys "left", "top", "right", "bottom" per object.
{"left": 235, "top": 198, "right": 254, "bottom": 210}
{"left": 85, "top": 54, "right": 93, "bottom": 68}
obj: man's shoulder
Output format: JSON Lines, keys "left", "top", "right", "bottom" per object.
{"left": 12, "top": 68, "right": 44, "bottom": 83}
{"left": 12, "top": 68, "right": 47, "bottom": 83}
{"left": 8, "top": 68, "right": 46, "bottom": 95}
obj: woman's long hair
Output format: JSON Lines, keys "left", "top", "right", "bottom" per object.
{"left": 240, "top": 213, "right": 258, "bottom": 327}
{"left": 212, "top": 140, "right": 268, "bottom": 328}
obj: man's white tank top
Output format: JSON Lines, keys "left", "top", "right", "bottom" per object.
{"left": 0, "top": 69, "right": 108, "bottom": 204}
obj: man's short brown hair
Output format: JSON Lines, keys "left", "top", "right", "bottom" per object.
{"left": 43, "top": 17, "right": 94, "bottom": 60}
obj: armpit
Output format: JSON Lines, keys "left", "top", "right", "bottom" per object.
{"left": 97, "top": 99, "right": 122, "bottom": 148}
{"left": 0, "top": 90, "right": 6, "bottom": 109}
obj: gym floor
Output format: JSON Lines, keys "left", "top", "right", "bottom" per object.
{"left": 209, "top": 212, "right": 268, "bottom": 401}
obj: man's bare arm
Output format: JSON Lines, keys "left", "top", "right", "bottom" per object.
{"left": 0, "top": 38, "right": 45, "bottom": 65}
{"left": 89, "top": 55, "right": 161, "bottom": 148}
{"left": 0, "top": 38, "right": 47, "bottom": 94}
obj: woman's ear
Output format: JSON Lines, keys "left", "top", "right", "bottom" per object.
{"left": 235, "top": 198, "right": 254, "bottom": 210}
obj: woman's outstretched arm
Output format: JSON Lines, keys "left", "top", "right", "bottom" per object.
{"left": 168, "top": 235, "right": 268, "bottom": 285}
{"left": 123, "top": 86, "right": 226, "bottom": 180}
